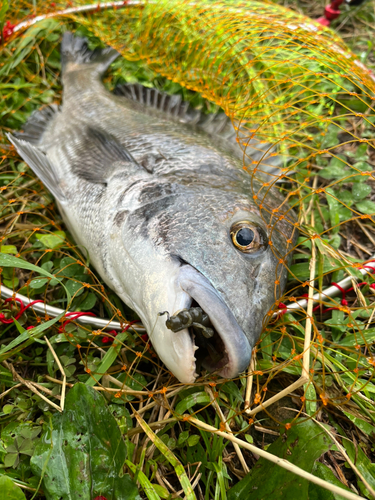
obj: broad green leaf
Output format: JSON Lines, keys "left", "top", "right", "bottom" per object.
{"left": 59, "top": 257, "right": 77, "bottom": 271}
{"left": 342, "top": 411, "right": 375, "bottom": 437}
{"left": 177, "top": 430, "right": 189, "bottom": 446}
{"left": 151, "top": 484, "right": 170, "bottom": 499}
{"left": 260, "top": 334, "right": 273, "bottom": 361}
{"left": 353, "top": 144, "right": 369, "bottom": 161}
{"left": 319, "top": 164, "right": 346, "bottom": 180}
{"left": 29, "top": 277, "right": 49, "bottom": 289}
{"left": 289, "top": 259, "right": 340, "bottom": 280}
{"left": 355, "top": 200, "right": 375, "bottom": 215}
{"left": 78, "top": 292, "right": 97, "bottom": 311}
{"left": 257, "top": 358, "right": 302, "bottom": 376}
{"left": 175, "top": 392, "right": 211, "bottom": 415}
{"left": 3, "top": 404, "right": 14, "bottom": 414}
{"left": 304, "top": 383, "right": 317, "bottom": 417}
{"left": 227, "top": 419, "right": 334, "bottom": 500}
{"left": 3, "top": 277, "right": 19, "bottom": 288}
{"left": 337, "top": 98, "right": 369, "bottom": 113}
{"left": 353, "top": 161, "right": 370, "bottom": 172}
{"left": 335, "top": 189, "right": 352, "bottom": 207}
{"left": 320, "top": 156, "right": 348, "bottom": 181}
{"left": 352, "top": 183, "right": 371, "bottom": 202}
{"left": 0, "top": 475, "right": 26, "bottom": 500}
{"left": 41, "top": 261, "right": 54, "bottom": 272}
{"left": 219, "top": 380, "right": 243, "bottom": 403}
{"left": 283, "top": 313, "right": 306, "bottom": 336}
{"left": 118, "top": 373, "right": 147, "bottom": 399}
{"left": 4, "top": 453, "right": 18, "bottom": 468}
{"left": 187, "top": 435, "right": 200, "bottom": 447}
{"left": 0, "top": 245, "right": 17, "bottom": 254}
{"left": 35, "top": 231, "right": 66, "bottom": 249}
{"left": 343, "top": 439, "right": 375, "bottom": 498}
{"left": 309, "top": 463, "right": 350, "bottom": 500}
{"left": 1, "top": 422, "right": 39, "bottom": 447}
{"left": 338, "top": 206, "right": 352, "bottom": 222}
{"left": 338, "top": 328, "right": 375, "bottom": 347}
{"left": 18, "top": 437, "right": 34, "bottom": 455}
{"left": 65, "top": 280, "right": 83, "bottom": 297}
{"left": 31, "top": 383, "right": 141, "bottom": 500}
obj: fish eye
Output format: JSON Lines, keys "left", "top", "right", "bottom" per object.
{"left": 230, "top": 221, "right": 267, "bottom": 253}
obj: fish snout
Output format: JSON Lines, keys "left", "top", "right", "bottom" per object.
{"left": 176, "top": 265, "right": 252, "bottom": 379}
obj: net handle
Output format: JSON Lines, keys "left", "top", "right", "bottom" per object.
{"left": 1, "top": 254, "right": 374, "bottom": 329}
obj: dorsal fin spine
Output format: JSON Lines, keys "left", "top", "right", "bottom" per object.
{"left": 112, "top": 82, "right": 285, "bottom": 179}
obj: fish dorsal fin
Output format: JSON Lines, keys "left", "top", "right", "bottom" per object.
{"left": 114, "top": 83, "right": 205, "bottom": 125}
{"left": 7, "top": 133, "right": 66, "bottom": 201}
{"left": 12, "top": 104, "right": 59, "bottom": 146}
{"left": 68, "top": 127, "right": 146, "bottom": 184}
{"left": 114, "top": 83, "right": 285, "bottom": 182}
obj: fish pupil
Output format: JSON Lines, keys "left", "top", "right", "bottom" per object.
{"left": 236, "top": 228, "right": 254, "bottom": 247}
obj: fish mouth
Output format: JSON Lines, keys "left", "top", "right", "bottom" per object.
{"left": 176, "top": 265, "right": 252, "bottom": 380}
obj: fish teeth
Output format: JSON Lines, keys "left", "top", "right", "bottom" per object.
{"left": 193, "top": 372, "right": 199, "bottom": 378}
{"left": 194, "top": 345, "right": 199, "bottom": 352}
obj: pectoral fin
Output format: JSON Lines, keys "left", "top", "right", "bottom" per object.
{"left": 68, "top": 126, "right": 149, "bottom": 184}
{"left": 7, "top": 133, "right": 66, "bottom": 201}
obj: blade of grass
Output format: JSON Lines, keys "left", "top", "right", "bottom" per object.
{"left": 85, "top": 331, "right": 128, "bottom": 386}
{"left": 212, "top": 456, "right": 227, "bottom": 500}
{"left": 0, "top": 313, "right": 64, "bottom": 362}
{"left": 133, "top": 408, "right": 197, "bottom": 500}
{"left": 125, "top": 460, "right": 162, "bottom": 500}
{"left": 0, "top": 253, "right": 71, "bottom": 303}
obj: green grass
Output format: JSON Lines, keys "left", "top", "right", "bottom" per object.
{"left": 1, "top": 1, "right": 375, "bottom": 499}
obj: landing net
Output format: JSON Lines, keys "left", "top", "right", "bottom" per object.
{"left": 1, "top": 0, "right": 375, "bottom": 496}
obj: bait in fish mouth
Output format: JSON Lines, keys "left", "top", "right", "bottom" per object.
{"left": 8, "top": 32, "right": 298, "bottom": 383}
{"left": 159, "top": 308, "right": 215, "bottom": 337}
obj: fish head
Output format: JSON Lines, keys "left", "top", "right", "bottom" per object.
{"left": 116, "top": 175, "right": 297, "bottom": 384}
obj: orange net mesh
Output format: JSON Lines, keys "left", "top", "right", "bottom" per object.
{"left": 1, "top": 0, "right": 375, "bottom": 440}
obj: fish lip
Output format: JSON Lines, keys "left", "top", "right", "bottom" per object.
{"left": 177, "top": 265, "right": 252, "bottom": 378}
{"left": 146, "top": 292, "right": 197, "bottom": 385}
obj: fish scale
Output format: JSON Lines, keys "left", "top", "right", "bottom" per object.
{"left": 8, "top": 32, "right": 297, "bottom": 383}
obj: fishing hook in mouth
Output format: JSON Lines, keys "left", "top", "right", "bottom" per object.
{"left": 159, "top": 307, "right": 214, "bottom": 338}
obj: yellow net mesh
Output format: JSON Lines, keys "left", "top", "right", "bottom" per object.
{"left": 1, "top": 0, "right": 375, "bottom": 448}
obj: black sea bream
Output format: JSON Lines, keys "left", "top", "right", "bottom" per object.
{"left": 9, "top": 33, "right": 297, "bottom": 383}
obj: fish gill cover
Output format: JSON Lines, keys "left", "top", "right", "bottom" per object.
{"left": 0, "top": 0, "right": 375, "bottom": 498}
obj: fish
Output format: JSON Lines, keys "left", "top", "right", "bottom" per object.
{"left": 8, "top": 33, "right": 297, "bottom": 383}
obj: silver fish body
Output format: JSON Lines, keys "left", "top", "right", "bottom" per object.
{"left": 9, "top": 33, "right": 297, "bottom": 383}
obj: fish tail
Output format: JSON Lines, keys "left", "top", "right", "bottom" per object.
{"left": 61, "top": 32, "right": 120, "bottom": 76}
